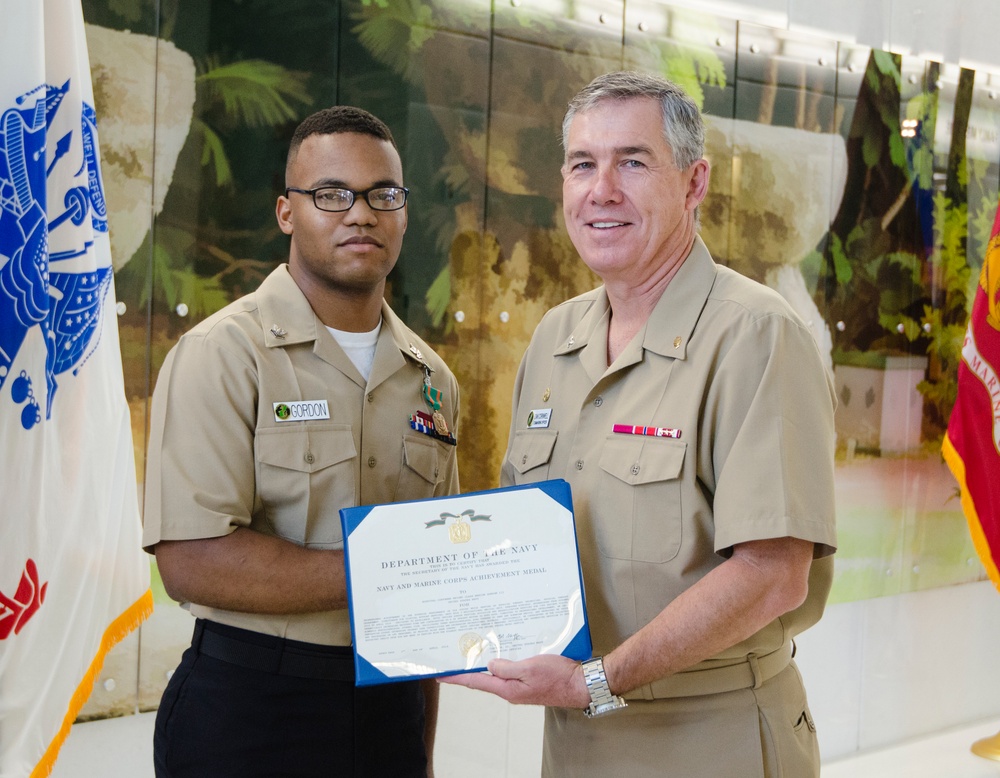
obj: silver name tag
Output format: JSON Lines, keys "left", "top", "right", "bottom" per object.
{"left": 527, "top": 408, "right": 552, "bottom": 428}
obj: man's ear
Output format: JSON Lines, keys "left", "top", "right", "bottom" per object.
{"left": 686, "top": 158, "right": 711, "bottom": 211}
{"left": 276, "top": 195, "right": 293, "bottom": 236}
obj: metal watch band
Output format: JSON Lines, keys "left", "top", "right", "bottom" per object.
{"left": 582, "top": 656, "right": 628, "bottom": 718}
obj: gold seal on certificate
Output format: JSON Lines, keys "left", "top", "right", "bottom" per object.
{"left": 340, "top": 480, "right": 592, "bottom": 686}
{"left": 459, "top": 633, "right": 486, "bottom": 660}
{"left": 449, "top": 515, "right": 471, "bottom": 544}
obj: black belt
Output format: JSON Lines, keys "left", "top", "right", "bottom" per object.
{"left": 192, "top": 619, "right": 354, "bottom": 681}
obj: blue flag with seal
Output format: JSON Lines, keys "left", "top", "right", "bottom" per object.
{"left": 0, "top": 1, "right": 152, "bottom": 775}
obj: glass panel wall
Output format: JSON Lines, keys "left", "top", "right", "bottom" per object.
{"left": 77, "top": 0, "right": 998, "bottom": 720}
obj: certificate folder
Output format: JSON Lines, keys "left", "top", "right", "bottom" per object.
{"left": 340, "top": 479, "right": 592, "bottom": 686}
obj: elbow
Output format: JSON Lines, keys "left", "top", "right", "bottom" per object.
{"left": 766, "top": 539, "right": 815, "bottom": 616}
{"left": 153, "top": 541, "right": 196, "bottom": 604}
{"left": 777, "top": 574, "right": 810, "bottom": 615}
{"left": 771, "top": 555, "right": 813, "bottom": 616}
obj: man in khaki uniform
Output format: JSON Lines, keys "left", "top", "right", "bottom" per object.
{"left": 144, "top": 106, "right": 459, "bottom": 777}
{"left": 444, "top": 72, "right": 836, "bottom": 776}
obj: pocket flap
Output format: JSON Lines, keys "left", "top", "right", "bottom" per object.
{"left": 599, "top": 436, "right": 685, "bottom": 485}
{"left": 256, "top": 425, "right": 356, "bottom": 473}
{"left": 508, "top": 429, "right": 558, "bottom": 475}
{"left": 403, "top": 435, "right": 441, "bottom": 484}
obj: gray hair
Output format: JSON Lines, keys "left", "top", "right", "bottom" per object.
{"left": 562, "top": 71, "right": 705, "bottom": 170}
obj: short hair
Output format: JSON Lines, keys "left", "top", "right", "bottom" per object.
{"left": 562, "top": 71, "right": 704, "bottom": 170}
{"left": 286, "top": 106, "right": 397, "bottom": 174}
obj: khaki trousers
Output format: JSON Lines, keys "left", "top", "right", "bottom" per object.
{"left": 541, "top": 662, "right": 818, "bottom": 778}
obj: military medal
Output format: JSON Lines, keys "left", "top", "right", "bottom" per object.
{"left": 408, "top": 365, "right": 457, "bottom": 445}
{"left": 432, "top": 410, "right": 450, "bottom": 436}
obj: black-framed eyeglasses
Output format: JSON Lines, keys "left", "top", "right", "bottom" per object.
{"left": 284, "top": 185, "right": 408, "bottom": 212}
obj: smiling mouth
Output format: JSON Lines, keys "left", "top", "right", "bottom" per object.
{"left": 589, "top": 221, "right": 627, "bottom": 229}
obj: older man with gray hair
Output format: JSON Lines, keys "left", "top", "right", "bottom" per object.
{"left": 444, "top": 71, "right": 837, "bottom": 777}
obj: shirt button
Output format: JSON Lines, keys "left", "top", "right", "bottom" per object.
{"left": 367, "top": 392, "right": 375, "bottom": 403}
{"left": 594, "top": 396, "right": 603, "bottom": 407}
{"left": 521, "top": 454, "right": 528, "bottom": 465}
{"left": 368, "top": 456, "right": 377, "bottom": 468}
{"left": 575, "top": 460, "right": 584, "bottom": 470}
{"left": 304, "top": 452, "right": 315, "bottom": 464}
{"left": 630, "top": 463, "right": 640, "bottom": 475}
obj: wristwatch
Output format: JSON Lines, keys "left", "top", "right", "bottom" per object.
{"left": 581, "top": 656, "right": 628, "bottom": 718}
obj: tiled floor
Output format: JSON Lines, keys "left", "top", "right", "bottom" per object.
{"left": 51, "top": 708, "right": 1000, "bottom": 777}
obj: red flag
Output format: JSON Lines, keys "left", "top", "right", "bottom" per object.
{"left": 942, "top": 204, "right": 1000, "bottom": 590}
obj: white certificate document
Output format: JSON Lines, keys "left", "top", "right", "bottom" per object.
{"left": 340, "top": 479, "right": 591, "bottom": 685}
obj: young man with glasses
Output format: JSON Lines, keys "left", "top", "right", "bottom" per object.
{"left": 144, "top": 106, "right": 459, "bottom": 777}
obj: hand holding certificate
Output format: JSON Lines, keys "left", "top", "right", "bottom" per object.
{"left": 340, "top": 479, "right": 591, "bottom": 685}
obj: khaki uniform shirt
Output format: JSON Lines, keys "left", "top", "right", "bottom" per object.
{"left": 143, "top": 264, "right": 460, "bottom": 646}
{"left": 501, "top": 237, "right": 837, "bottom": 697}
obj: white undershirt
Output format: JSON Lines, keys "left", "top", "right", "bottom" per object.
{"left": 327, "top": 320, "right": 381, "bottom": 382}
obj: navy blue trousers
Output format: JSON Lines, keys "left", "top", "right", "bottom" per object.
{"left": 154, "top": 621, "right": 427, "bottom": 777}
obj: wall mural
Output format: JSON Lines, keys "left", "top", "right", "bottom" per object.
{"left": 75, "top": 0, "right": 999, "bottom": 718}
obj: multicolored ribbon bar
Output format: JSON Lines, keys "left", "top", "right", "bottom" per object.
{"left": 612, "top": 423, "right": 682, "bottom": 439}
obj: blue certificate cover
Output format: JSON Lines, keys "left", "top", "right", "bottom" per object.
{"left": 340, "top": 479, "right": 592, "bottom": 686}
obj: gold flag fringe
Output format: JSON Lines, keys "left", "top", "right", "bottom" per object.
{"left": 30, "top": 589, "right": 154, "bottom": 778}
{"left": 942, "top": 435, "right": 1000, "bottom": 592}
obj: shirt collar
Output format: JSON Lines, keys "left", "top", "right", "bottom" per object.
{"left": 368, "top": 299, "right": 433, "bottom": 389}
{"left": 641, "top": 236, "right": 717, "bottom": 360}
{"left": 552, "top": 236, "right": 718, "bottom": 363}
{"left": 255, "top": 264, "right": 322, "bottom": 348}
{"left": 255, "top": 265, "right": 430, "bottom": 388}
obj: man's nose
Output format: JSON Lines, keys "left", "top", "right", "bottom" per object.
{"left": 342, "top": 196, "right": 379, "bottom": 225}
{"left": 590, "top": 166, "right": 622, "bottom": 204}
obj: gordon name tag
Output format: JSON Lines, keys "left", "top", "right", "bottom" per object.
{"left": 527, "top": 408, "right": 552, "bottom": 428}
{"left": 273, "top": 400, "right": 330, "bottom": 422}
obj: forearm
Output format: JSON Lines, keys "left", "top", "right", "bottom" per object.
{"left": 603, "top": 537, "right": 813, "bottom": 695}
{"left": 154, "top": 527, "right": 347, "bottom": 613}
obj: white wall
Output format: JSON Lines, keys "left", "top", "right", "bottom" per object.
{"left": 797, "top": 580, "right": 1000, "bottom": 760}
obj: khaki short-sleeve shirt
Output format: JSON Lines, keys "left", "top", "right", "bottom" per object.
{"left": 143, "top": 264, "right": 460, "bottom": 646}
{"left": 501, "top": 238, "right": 836, "bottom": 692}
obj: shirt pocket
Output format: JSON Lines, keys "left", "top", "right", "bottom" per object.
{"left": 506, "top": 429, "right": 558, "bottom": 482}
{"left": 595, "top": 436, "right": 686, "bottom": 563}
{"left": 395, "top": 434, "right": 446, "bottom": 500}
{"left": 255, "top": 424, "right": 356, "bottom": 546}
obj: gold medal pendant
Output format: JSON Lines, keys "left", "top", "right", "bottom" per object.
{"left": 432, "top": 410, "right": 450, "bottom": 436}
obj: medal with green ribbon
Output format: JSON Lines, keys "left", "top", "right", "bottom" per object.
{"left": 422, "top": 368, "right": 450, "bottom": 436}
